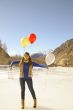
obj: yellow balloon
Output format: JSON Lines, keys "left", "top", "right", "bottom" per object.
{"left": 20, "top": 37, "right": 30, "bottom": 47}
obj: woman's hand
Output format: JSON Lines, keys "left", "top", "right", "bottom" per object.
{"left": 28, "top": 74, "right": 32, "bottom": 78}
{"left": 9, "top": 65, "right": 12, "bottom": 71}
{"left": 46, "top": 66, "right": 48, "bottom": 69}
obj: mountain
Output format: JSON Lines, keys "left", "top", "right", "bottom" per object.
{"left": 0, "top": 39, "right": 73, "bottom": 66}
{"left": 32, "top": 39, "right": 73, "bottom": 67}
{"left": 31, "top": 53, "right": 44, "bottom": 58}
{"left": 53, "top": 39, "right": 73, "bottom": 67}
{"left": 0, "top": 47, "right": 10, "bottom": 65}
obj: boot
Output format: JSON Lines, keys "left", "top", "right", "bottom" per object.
{"left": 21, "top": 99, "right": 24, "bottom": 109}
{"left": 33, "top": 99, "right": 37, "bottom": 108}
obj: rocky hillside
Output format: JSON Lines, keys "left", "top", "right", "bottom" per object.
{"left": 0, "top": 47, "right": 10, "bottom": 65}
{"left": 53, "top": 39, "right": 73, "bottom": 67}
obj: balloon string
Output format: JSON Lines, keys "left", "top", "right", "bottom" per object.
{"left": 24, "top": 47, "right": 25, "bottom": 53}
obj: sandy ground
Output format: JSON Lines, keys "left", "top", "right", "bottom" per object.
{"left": 0, "top": 67, "right": 73, "bottom": 110}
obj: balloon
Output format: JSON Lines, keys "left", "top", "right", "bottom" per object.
{"left": 20, "top": 37, "right": 30, "bottom": 47}
{"left": 29, "top": 33, "right": 36, "bottom": 44}
{"left": 45, "top": 52, "right": 55, "bottom": 65}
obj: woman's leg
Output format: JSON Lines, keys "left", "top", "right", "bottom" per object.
{"left": 26, "top": 78, "right": 36, "bottom": 99}
{"left": 26, "top": 78, "right": 37, "bottom": 108}
{"left": 19, "top": 78, "right": 25, "bottom": 108}
{"left": 20, "top": 78, "right": 25, "bottom": 100}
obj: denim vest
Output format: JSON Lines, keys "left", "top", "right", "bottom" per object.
{"left": 19, "top": 62, "right": 32, "bottom": 78}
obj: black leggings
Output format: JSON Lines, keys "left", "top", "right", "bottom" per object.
{"left": 20, "top": 78, "right": 36, "bottom": 100}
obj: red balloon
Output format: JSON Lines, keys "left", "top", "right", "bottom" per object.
{"left": 29, "top": 33, "right": 36, "bottom": 44}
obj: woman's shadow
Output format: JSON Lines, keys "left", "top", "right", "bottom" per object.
{"left": 25, "top": 106, "right": 54, "bottom": 110}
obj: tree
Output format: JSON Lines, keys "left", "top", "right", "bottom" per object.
{"left": 0, "top": 40, "right": 2, "bottom": 48}
{"left": 2, "top": 42, "right": 7, "bottom": 52}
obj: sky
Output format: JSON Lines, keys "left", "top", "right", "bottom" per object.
{"left": 0, "top": 0, "right": 73, "bottom": 56}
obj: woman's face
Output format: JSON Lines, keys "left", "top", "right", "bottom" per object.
{"left": 23, "top": 53, "right": 30, "bottom": 61}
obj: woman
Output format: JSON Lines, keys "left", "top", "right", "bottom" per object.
{"left": 11, "top": 52, "right": 48, "bottom": 109}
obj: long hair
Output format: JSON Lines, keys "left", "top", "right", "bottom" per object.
{"left": 19, "top": 52, "right": 32, "bottom": 66}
